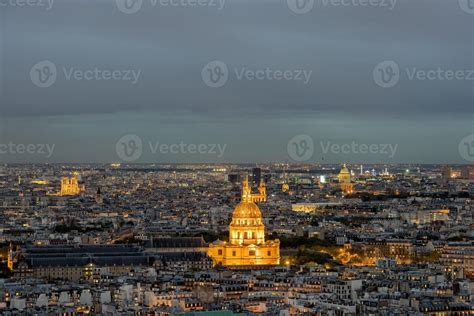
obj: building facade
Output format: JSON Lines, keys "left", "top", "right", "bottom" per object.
{"left": 338, "top": 164, "right": 353, "bottom": 194}
{"left": 60, "top": 173, "right": 83, "bottom": 196}
{"left": 208, "top": 178, "right": 279, "bottom": 266}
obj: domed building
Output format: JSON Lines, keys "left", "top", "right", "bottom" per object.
{"left": 338, "top": 164, "right": 353, "bottom": 194}
{"left": 208, "top": 177, "right": 280, "bottom": 266}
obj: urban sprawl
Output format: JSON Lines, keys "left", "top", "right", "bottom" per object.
{"left": 0, "top": 163, "right": 473, "bottom": 315}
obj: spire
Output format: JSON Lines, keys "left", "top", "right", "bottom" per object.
{"left": 259, "top": 178, "right": 266, "bottom": 193}
{"left": 242, "top": 176, "right": 252, "bottom": 202}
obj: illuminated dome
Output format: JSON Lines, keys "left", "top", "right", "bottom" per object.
{"left": 339, "top": 164, "right": 350, "bottom": 175}
{"left": 207, "top": 175, "right": 280, "bottom": 266}
{"left": 338, "top": 164, "right": 354, "bottom": 194}
{"left": 232, "top": 201, "right": 262, "bottom": 219}
{"left": 338, "top": 164, "right": 351, "bottom": 182}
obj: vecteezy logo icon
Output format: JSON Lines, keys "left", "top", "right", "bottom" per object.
{"left": 287, "top": 0, "right": 314, "bottom": 14}
{"left": 201, "top": 60, "right": 228, "bottom": 88}
{"left": 116, "top": 0, "right": 143, "bottom": 14}
{"left": 116, "top": 134, "right": 143, "bottom": 162}
{"left": 287, "top": 135, "right": 314, "bottom": 162}
{"left": 459, "top": 0, "right": 474, "bottom": 14}
{"left": 459, "top": 134, "right": 474, "bottom": 162}
{"left": 30, "top": 60, "right": 57, "bottom": 88}
{"left": 373, "top": 60, "right": 400, "bottom": 88}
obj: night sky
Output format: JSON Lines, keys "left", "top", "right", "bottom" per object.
{"left": 0, "top": 0, "right": 473, "bottom": 163}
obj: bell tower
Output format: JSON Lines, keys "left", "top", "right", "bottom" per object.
{"left": 7, "top": 243, "right": 14, "bottom": 271}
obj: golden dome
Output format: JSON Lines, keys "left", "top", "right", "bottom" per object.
{"left": 232, "top": 201, "right": 262, "bottom": 219}
{"left": 339, "top": 164, "right": 350, "bottom": 175}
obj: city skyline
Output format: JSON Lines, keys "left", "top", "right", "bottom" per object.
{"left": 0, "top": 163, "right": 473, "bottom": 314}
{"left": 0, "top": 0, "right": 473, "bottom": 314}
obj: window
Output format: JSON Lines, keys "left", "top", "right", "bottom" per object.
{"left": 218, "top": 249, "right": 222, "bottom": 255}
{"left": 232, "top": 251, "right": 236, "bottom": 256}
{"left": 267, "top": 251, "right": 271, "bottom": 256}
{"left": 249, "top": 250, "right": 256, "bottom": 256}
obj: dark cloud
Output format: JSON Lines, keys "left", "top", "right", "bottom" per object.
{"left": 0, "top": 0, "right": 472, "bottom": 163}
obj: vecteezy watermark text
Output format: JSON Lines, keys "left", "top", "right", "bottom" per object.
{"left": 149, "top": 142, "right": 226, "bottom": 157}
{"left": 116, "top": 0, "right": 225, "bottom": 14}
{"left": 116, "top": 134, "right": 227, "bottom": 162}
{"left": 287, "top": 135, "right": 398, "bottom": 162}
{"left": 287, "top": 0, "right": 396, "bottom": 14}
{"left": 322, "top": 0, "right": 396, "bottom": 9}
{"left": 0, "top": 142, "right": 55, "bottom": 158}
{"left": 202, "top": 60, "right": 312, "bottom": 88}
{"left": 30, "top": 60, "right": 142, "bottom": 88}
{"left": 373, "top": 60, "right": 474, "bottom": 88}
{"left": 320, "top": 141, "right": 397, "bottom": 158}
{"left": 0, "top": 0, "right": 54, "bottom": 10}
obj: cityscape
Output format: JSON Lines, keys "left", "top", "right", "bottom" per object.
{"left": 0, "top": 163, "right": 473, "bottom": 315}
{"left": 1, "top": 0, "right": 474, "bottom": 315}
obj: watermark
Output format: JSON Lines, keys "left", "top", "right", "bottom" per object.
{"left": 30, "top": 61, "right": 57, "bottom": 88}
{"left": 0, "top": 0, "right": 54, "bottom": 10}
{"left": 201, "top": 60, "right": 228, "bottom": 88}
{"left": 320, "top": 140, "right": 397, "bottom": 158}
{"left": 202, "top": 60, "right": 312, "bottom": 88}
{"left": 287, "top": 0, "right": 314, "bottom": 14}
{"left": 287, "top": 135, "right": 314, "bottom": 162}
{"left": 373, "top": 60, "right": 474, "bottom": 88}
{"left": 0, "top": 142, "right": 55, "bottom": 158}
{"left": 458, "top": 0, "right": 474, "bottom": 14}
{"left": 287, "top": 135, "right": 398, "bottom": 162}
{"left": 373, "top": 60, "right": 400, "bottom": 88}
{"left": 116, "top": 134, "right": 143, "bottom": 162}
{"left": 459, "top": 134, "right": 474, "bottom": 162}
{"left": 30, "top": 60, "right": 142, "bottom": 88}
{"left": 322, "top": 0, "right": 396, "bottom": 9}
{"left": 287, "top": 0, "right": 395, "bottom": 14}
{"left": 116, "top": 134, "right": 227, "bottom": 161}
{"left": 115, "top": 0, "right": 225, "bottom": 14}
{"left": 149, "top": 141, "right": 227, "bottom": 157}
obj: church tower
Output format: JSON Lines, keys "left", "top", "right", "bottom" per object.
{"left": 60, "top": 173, "right": 83, "bottom": 196}
{"left": 208, "top": 177, "right": 279, "bottom": 266}
{"left": 7, "top": 243, "right": 15, "bottom": 271}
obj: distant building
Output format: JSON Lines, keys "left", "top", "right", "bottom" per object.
{"left": 461, "top": 165, "right": 474, "bottom": 180}
{"left": 442, "top": 165, "right": 455, "bottom": 180}
{"left": 292, "top": 203, "right": 317, "bottom": 213}
{"left": 145, "top": 237, "right": 208, "bottom": 253}
{"left": 225, "top": 174, "right": 240, "bottom": 183}
{"left": 10, "top": 245, "right": 152, "bottom": 281}
{"left": 338, "top": 164, "right": 353, "bottom": 194}
{"left": 376, "top": 257, "right": 397, "bottom": 269}
{"left": 251, "top": 168, "right": 261, "bottom": 185}
{"left": 95, "top": 187, "right": 103, "bottom": 204}
{"left": 401, "top": 209, "right": 450, "bottom": 225}
{"left": 60, "top": 173, "right": 84, "bottom": 196}
{"left": 441, "top": 244, "right": 474, "bottom": 276}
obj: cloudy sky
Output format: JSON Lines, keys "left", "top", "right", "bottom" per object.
{"left": 0, "top": 0, "right": 473, "bottom": 163}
